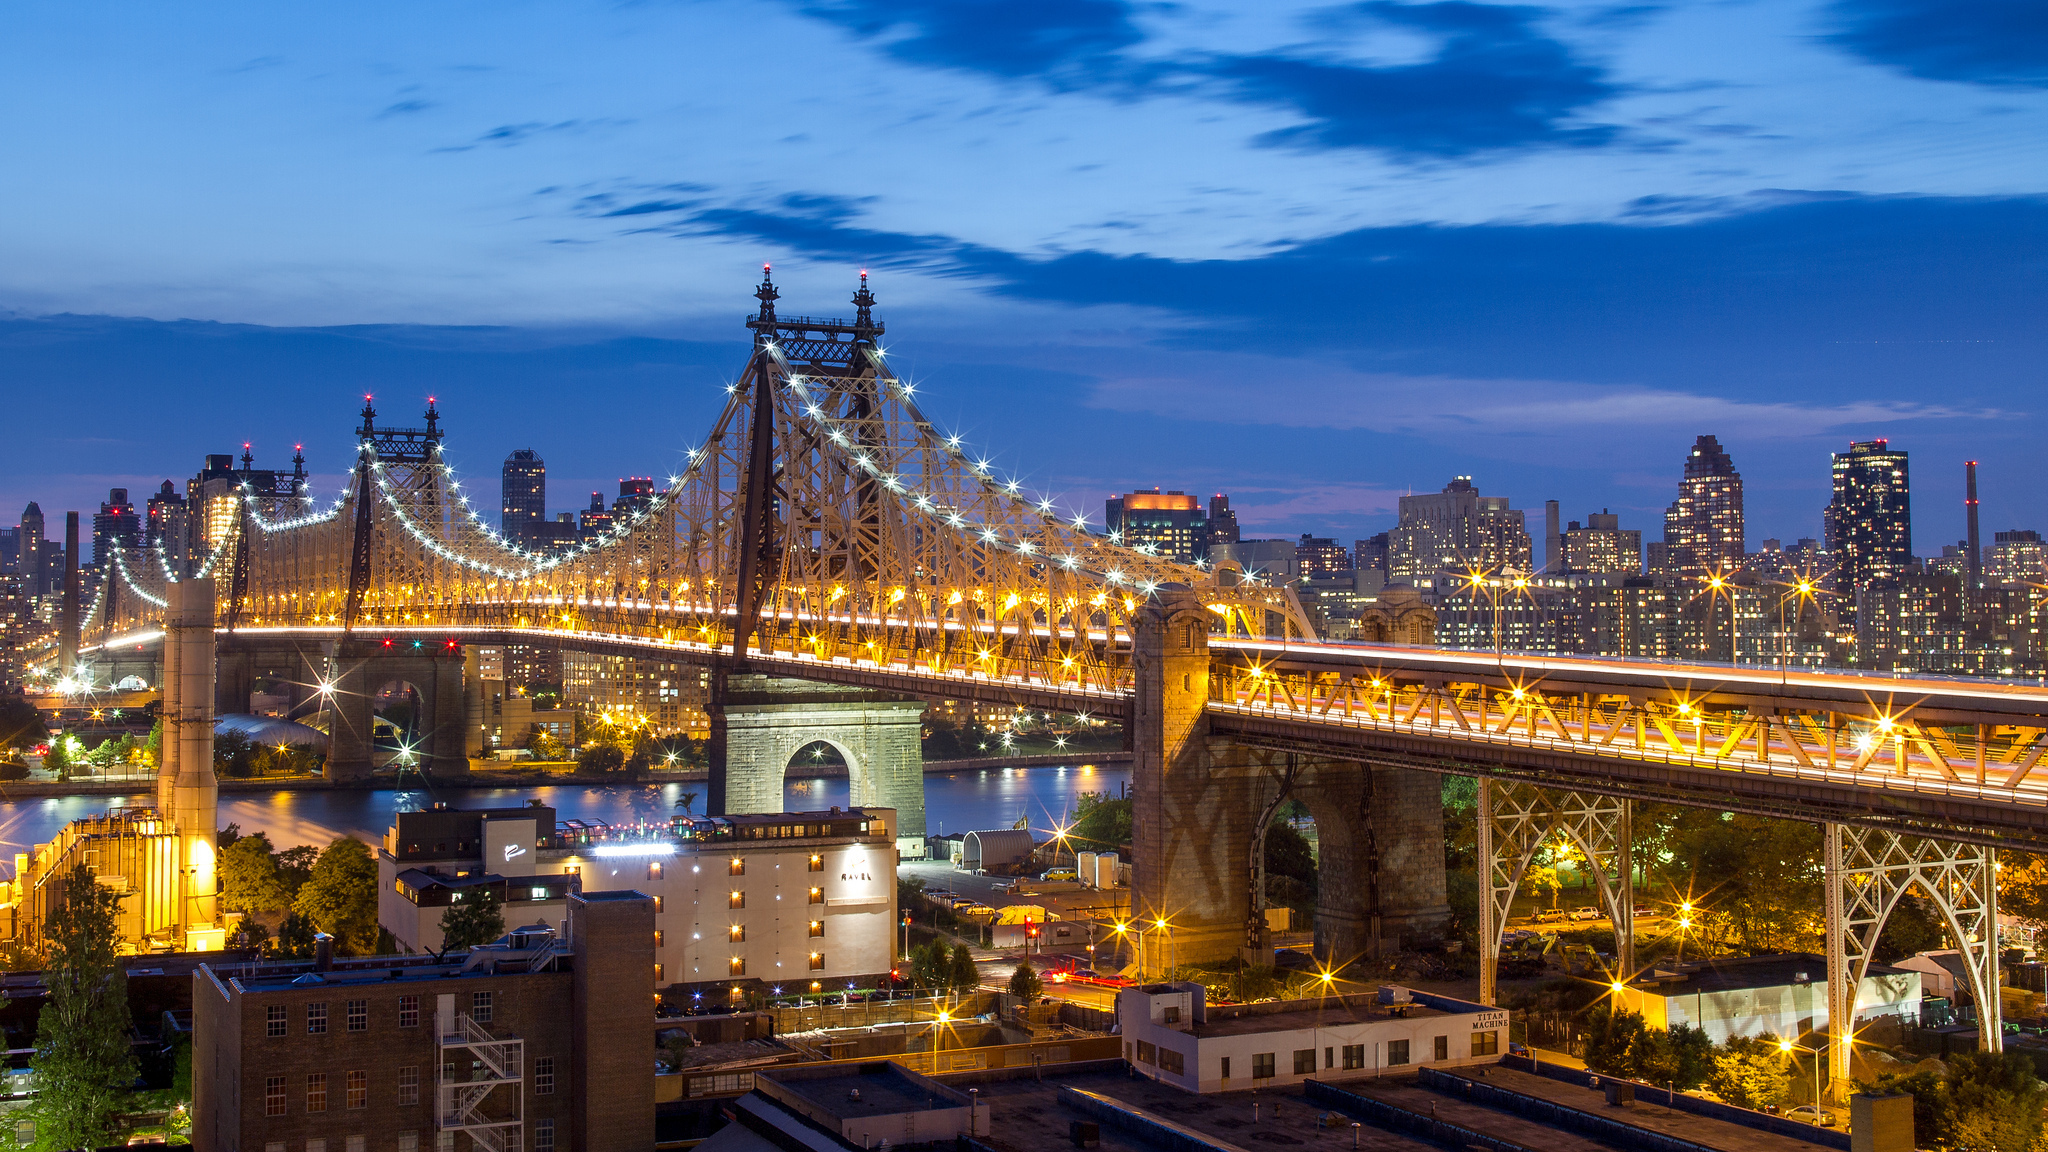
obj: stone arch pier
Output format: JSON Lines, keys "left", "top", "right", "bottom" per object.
{"left": 711, "top": 674, "right": 926, "bottom": 855}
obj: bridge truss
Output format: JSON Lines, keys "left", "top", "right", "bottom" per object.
{"left": 89, "top": 269, "right": 1310, "bottom": 692}
{"left": 73, "top": 274, "right": 2048, "bottom": 1094}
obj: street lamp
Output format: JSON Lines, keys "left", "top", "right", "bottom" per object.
{"left": 1778, "top": 1038, "right": 1823, "bottom": 1112}
{"left": 1153, "top": 917, "right": 1174, "bottom": 978}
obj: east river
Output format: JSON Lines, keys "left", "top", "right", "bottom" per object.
{"left": 0, "top": 762, "right": 1131, "bottom": 857}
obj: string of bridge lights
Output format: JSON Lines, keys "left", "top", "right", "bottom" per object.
{"left": 106, "top": 347, "right": 1222, "bottom": 615}
{"left": 110, "top": 546, "right": 168, "bottom": 608}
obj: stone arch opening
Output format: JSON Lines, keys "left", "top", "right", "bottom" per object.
{"left": 782, "top": 738, "right": 858, "bottom": 811}
{"left": 716, "top": 677, "right": 927, "bottom": 854}
{"left": 372, "top": 677, "right": 427, "bottom": 758}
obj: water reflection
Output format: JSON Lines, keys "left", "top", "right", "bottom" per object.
{"left": 0, "top": 762, "right": 1132, "bottom": 859}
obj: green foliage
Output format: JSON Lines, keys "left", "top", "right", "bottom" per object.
{"left": 920, "top": 712, "right": 990, "bottom": 761}
{"left": 677, "top": 791, "right": 700, "bottom": 817}
{"left": 1264, "top": 819, "right": 1318, "bottom": 922}
{"left": 527, "top": 728, "right": 566, "bottom": 760}
{"left": 1874, "top": 895, "right": 1945, "bottom": 963}
{"left": 291, "top": 837, "right": 379, "bottom": 955}
{"left": 1069, "top": 793, "right": 1132, "bottom": 848}
{"left": 276, "top": 844, "right": 319, "bottom": 896}
{"left": 41, "top": 734, "right": 74, "bottom": 779}
{"left": 0, "top": 755, "right": 27, "bottom": 781}
{"left": 144, "top": 719, "right": 162, "bottom": 767}
{"left": 220, "top": 831, "right": 290, "bottom": 914}
{"left": 1008, "top": 961, "right": 1043, "bottom": 999}
{"left": 1637, "top": 807, "right": 1823, "bottom": 954}
{"left": 580, "top": 744, "right": 625, "bottom": 774}
{"left": 949, "top": 943, "right": 979, "bottom": 993}
{"left": 274, "top": 912, "right": 318, "bottom": 958}
{"left": 214, "top": 728, "right": 258, "bottom": 777}
{"left": 1581, "top": 1007, "right": 1712, "bottom": 1089}
{"left": 439, "top": 887, "right": 507, "bottom": 953}
{"left": 29, "top": 864, "right": 137, "bottom": 1152}
{"left": 0, "top": 695, "right": 45, "bottom": 749}
{"left": 909, "top": 939, "right": 950, "bottom": 990}
{"left": 1862, "top": 1051, "right": 2048, "bottom": 1152}
{"left": 1706, "top": 1035, "right": 1792, "bottom": 1110}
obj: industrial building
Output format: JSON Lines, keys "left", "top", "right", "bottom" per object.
{"left": 193, "top": 890, "right": 656, "bottom": 1152}
{"left": 1613, "top": 952, "right": 1922, "bottom": 1045}
{"left": 1116, "top": 984, "right": 1505, "bottom": 1094}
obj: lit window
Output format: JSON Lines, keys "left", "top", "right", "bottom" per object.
{"left": 728, "top": 925, "right": 744, "bottom": 942}
{"left": 265, "top": 1076, "right": 286, "bottom": 1117}
{"left": 347, "top": 1069, "right": 367, "bottom": 1108}
{"left": 307, "top": 1072, "right": 328, "bottom": 1113}
{"left": 730, "top": 858, "right": 745, "bottom": 876}
{"left": 808, "top": 921, "right": 824, "bottom": 938}
{"left": 809, "top": 953, "right": 825, "bottom": 971}
{"left": 730, "top": 958, "right": 746, "bottom": 977}
{"left": 729, "top": 891, "right": 745, "bottom": 909}
{"left": 808, "top": 887, "right": 823, "bottom": 905}
{"left": 808, "top": 854, "right": 824, "bottom": 872}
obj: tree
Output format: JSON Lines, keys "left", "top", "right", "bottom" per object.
{"left": 581, "top": 744, "right": 624, "bottom": 774}
{"left": 527, "top": 729, "right": 566, "bottom": 761}
{"left": 274, "top": 912, "right": 318, "bottom": 958}
{"left": 214, "top": 729, "right": 257, "bottom": 778}
{"left": 910, "top": 939, "right": 950, "bottom": 990}
{"left": 1707, "top": 1035, "right": 1792, "bottom": 1110}
{"left": 1582, "top": 1005, "right": 1651, "bottom": 1079}
{"left": 42, "top": 734, "right": 74, "bottom": 780}
{"left": 292, "top": 838, "right": 379, "bottom": 954}
{"left": 1007, "top": 962, "right": 1043, "bottom": 999}
{"left": 276, "top": 844, "right": 319, "bottom": 897}
{"left": 30, "top": 864, "right": 137, "bottom": 1151}
{"left": 0, "top": 695, "right": 45, "bottom": 749}
{"left": 1069, "top": 793, "right": 1132, "bottom": 849}
{"left": 949, "top": 943, "right": 979, "bottom": 993}
{"left": 439, "top": 887, "right": 506, "bottom": 954}
{"left": 1862, "top": 1053, "right": 2048, "bottom": 1152}
{"left": 220, "top": 832, "right": 290, "bottom": 914}
{"left": 677, "top": 791, "right": 700, "bottom": 817}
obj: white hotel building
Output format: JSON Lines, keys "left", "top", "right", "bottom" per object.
{"left": 376, "top": 801, "right": 898, "bottom": 1001}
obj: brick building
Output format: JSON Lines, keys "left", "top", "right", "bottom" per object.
{"left": 194, "top": 890, "right": 656, "bottom": 1152}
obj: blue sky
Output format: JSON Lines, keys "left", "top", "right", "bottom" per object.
{"left": 2, "top": 0, "right": 2044, "bottom": 553}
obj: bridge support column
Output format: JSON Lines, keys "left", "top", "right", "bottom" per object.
{"left": 1476, "top": 780, "right": 1633, "bottom": 1006}
{"left": 1294, "top": 761, "right": 1450, "bottom": 968}
{"left": 317, "top": 642, "right": 471, "bottom": 781}
{"left": 1824, "top": 824, "right": 1999, "bottom": 1100}
{"left": 162, "top": 577, "right": 219, "bottom": 944}
{"left": 323, "top": 652, "right": 376, "bottom": 783}
{"left": 714, "top": 675, "right": 926, "bottom": 856}
{"left": 1131, "top": 589, "right": 1262, "bottom": 968}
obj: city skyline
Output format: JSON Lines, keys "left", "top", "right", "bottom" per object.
{"left": 1, "top": 2, "right": 2042, "bottom": 543}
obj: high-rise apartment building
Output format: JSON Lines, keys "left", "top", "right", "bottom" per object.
{"left": 91, "top": 487, "right": 139, "bottom": 569}
{"left": 613, "top": 477, "right": 657, "bottom": 521}
{"left": 1560, "top": 510, "right": 1642, "bottom": 575}
{"left": 1296, "top": 535, "right": 1351, "bottom": 577}
{"left": 1206, "top": 494, "right": 1239, "bottom": 549}
{"left": 1825, "top": 439, "right": 1912, "bottom": 601}
{"left": 1104, "top": 488, "right": 1209, "bottom": 564}
{"left": 144, "top": 481, "right": 190, "bottom": 574}
{"left": 17, "top": 503, "right": 46, "bottom": 595}
{"left": 1857, "top": 569, "right": 1967, "bottom": 673}
{"left": 1988, "top": 530, "right": 2047, "bottom": 587}
{"left": 1659, "top": 436, "right": 1745, "bottom": 580}
{"left": 501, "top": 448, "right": 546, "bottom": 548}
{"left": 1387, "top": 477, "right": 1531, "bottom": 587}
{"left": 578, "top": 492, "right": 613, "bottom": 543}
{"left": 1353, "top": 532, "right": 1390, "bottom": 576}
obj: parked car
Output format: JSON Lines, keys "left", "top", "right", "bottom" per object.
{"left": 1631, "top": 905, "right": 1659, "bottom": 919}
{"left": 1786, "top": 1106, "right": 1837, "bottom": 1128}
{"left": 1567, "top": 907, "right": 1603, "bottom": 923}
{"left": 1533, "top": 908, "right": 1568, "bottom": 924}
{"left": 1041, "top": 868, "right": 1078, "bottom": 882}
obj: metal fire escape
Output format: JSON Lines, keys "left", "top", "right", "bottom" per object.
{"left": 438, "top": 1011, "right": 525, "bottom": 1152}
